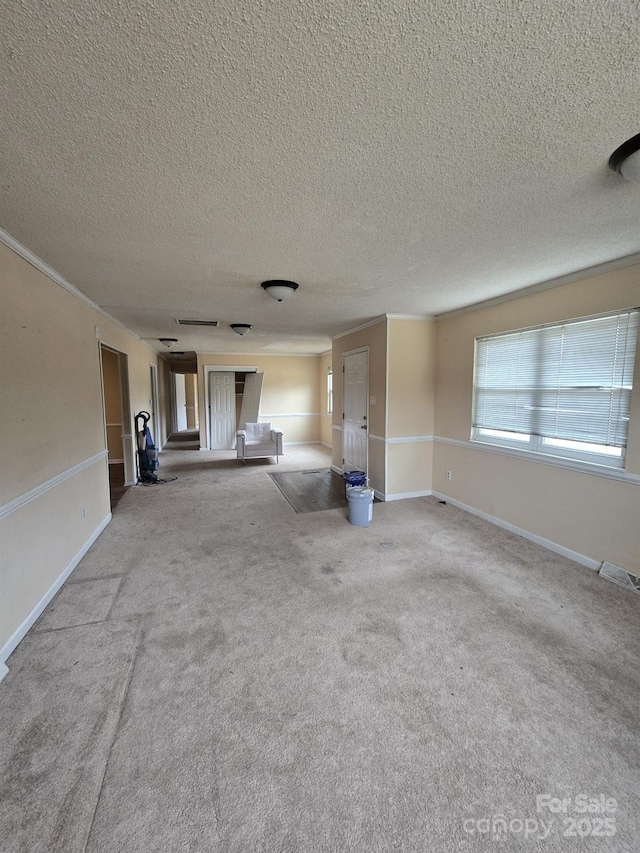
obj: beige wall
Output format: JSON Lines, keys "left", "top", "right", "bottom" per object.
{"left": 387, "top": 319, "right": 436, "bottom": 438}
{"left": 3, "top": 248, "right": 107, "bottom": 500}
{"left": 197, "top": 353, "right": 322, "bottom": 447}
{"left": 2, "top": 460, "right": 110, "bottom": 649}
{"left": 318, "top": 351, "right": 332, "bottom": 447}
{"left": 433, "top": 263, "right": 640, "bottom": 572}
{"left": 331, "top": 319, "right": 387, "bottom": 494}
{"left": 386, "top": 442, "right": 434, "bottom": 497}
{"left": 386, "top": 318, "right": 436, "bottom": 497}
{"left": 0, "top": 241, "right": 160, "bottom": 657}
{"left": 157, "top": 357, "right": 172, "bottom": 448}
{"left": 331, "top": 317, "right": 437, "bottom": 498}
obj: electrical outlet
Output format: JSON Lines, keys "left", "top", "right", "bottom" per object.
{"left": 445, "top": 470, "right": 452, "bottom": 481}
{"left": 80, "top": 506, "right": 86, "bottom": 521}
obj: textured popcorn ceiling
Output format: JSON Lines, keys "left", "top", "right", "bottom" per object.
{"left": 2, "top": 0, "right": 640, "bottom": 354}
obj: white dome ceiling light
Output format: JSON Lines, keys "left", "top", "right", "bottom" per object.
{"left": 159, "top": 337, "right": 178, "bottom": 348}
{"left": 230, "top": 323, "right": 252, "bottom": 335}
{"left": 609, "top": 133, "right": 640, "bottom": 182}
{"left": 261, "top": 280, "right": 299, "bottom": 301}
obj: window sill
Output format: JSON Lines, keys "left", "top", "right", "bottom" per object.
{"left": 435, "top": 436, "right": 640, "bottom": 485}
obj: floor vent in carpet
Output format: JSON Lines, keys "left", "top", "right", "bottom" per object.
{"left": 599, "top": 561, "right": 640, "bottom": 592}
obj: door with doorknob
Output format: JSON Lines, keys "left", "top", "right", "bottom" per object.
{"left": 342, "top": 349, "right": 368, "bottom": 474}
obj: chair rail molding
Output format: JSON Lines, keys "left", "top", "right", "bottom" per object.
{"left": 260, "top": 413, "right": 321, "bottom": 419}
{"left": 0, "top": 450, "right": 109, "bottom": 521}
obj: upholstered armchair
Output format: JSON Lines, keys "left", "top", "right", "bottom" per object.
{"left": 237, "top": 422, "right": 283, "bottom": 463}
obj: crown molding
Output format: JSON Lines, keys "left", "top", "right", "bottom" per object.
{"left": 332, "top": 313, "right": 435, "bottom": 341}
{"left": 436, "top": 253, "right": 640, "bottom": 320}
{"left": 386, "top": 313, "right": 435, "bottom": 321}
{"left": 0, "top": 227, "right": 157, "bottom": 353}
{"left": 198, "top": 350, "right": 323, "bottom": 358}
{"left": 331, "top": 315, "right": 387, "bottom": 340}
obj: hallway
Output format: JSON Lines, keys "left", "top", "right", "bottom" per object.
{"left": 163, "top": 428, "right": 201, "bottom": 452}
{"left": 1, "top": 444, "right": 639, "bottom": 852}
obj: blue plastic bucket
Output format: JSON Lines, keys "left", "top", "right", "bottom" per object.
{"left": 343, "top": 470, "right": 366, "bottom": 488}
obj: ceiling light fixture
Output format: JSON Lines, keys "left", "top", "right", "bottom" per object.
{"left": 159, "top": 337, "right": 178, "bottom": 348}
{"left": 230, "top": 323, "right": 252, "bottom": 336}
{"left": 608, "top": 132, "right": 640, "bottom": 182}
{"left": 261, "top": 280, "right": 299, "bottom": 301}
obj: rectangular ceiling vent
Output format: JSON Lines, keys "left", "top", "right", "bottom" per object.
{"left": 175, "top": 319, "right": 218, "bottom": 327}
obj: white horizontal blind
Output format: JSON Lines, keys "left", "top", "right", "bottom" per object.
{"left": 474, "top": 310, "right": 639, "bottom": 448}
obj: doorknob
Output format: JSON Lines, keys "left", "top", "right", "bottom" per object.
{"left": 360, "top": 424, "right": 367, "bottom": 430}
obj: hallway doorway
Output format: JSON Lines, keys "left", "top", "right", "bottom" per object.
{"left": 100, "top": 345, "right": 134, "bottom": 509}
{"left": 173, "top": 372, "right": 199, "bottom": 434}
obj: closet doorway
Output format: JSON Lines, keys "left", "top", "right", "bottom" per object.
{"left": 203, "top": 366, "right": 262, "bottom": 450}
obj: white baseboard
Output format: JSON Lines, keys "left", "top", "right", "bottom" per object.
{"left": 330, "top": 468, "right": 431, "bottom": 503}
{"left": 284, "top": 441, "right": 320, "bottom": 446}
{"left": 0, "top": 663, "right": 8, "bottom": 684}
{"left": 384, "top": 489, "right": 433, "bottom": 502}
{"left": 0, "top": 513, "right": 113, "bottom": 671}
{"left": 431, "top": 491, "right": 601, "bottom": 571}
{"left": 320, "top": 441, "right": 332, "bottom": 449}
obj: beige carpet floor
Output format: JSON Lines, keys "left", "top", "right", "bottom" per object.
{"left": 1, "top": 443, "right": 639, "bottom": 852}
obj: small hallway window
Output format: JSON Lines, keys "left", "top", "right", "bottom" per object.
{"left": 327, "top": 367, "right": 333, "bottom": 414}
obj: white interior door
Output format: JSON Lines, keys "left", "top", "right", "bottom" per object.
{"left": 343, "top": 349, "right": 368, "bottom": 473}
{"left": 208, "top": 372, "right": 236, "bottom": 449}
{"left": 174, "top": 373, "right": 188, "bottom": 431}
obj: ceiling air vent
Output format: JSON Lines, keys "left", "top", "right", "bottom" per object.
{"left": 175, "top": 319, "right": 218, "bottom": 327}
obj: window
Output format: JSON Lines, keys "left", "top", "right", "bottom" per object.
{"left": 472, "top": 309, "right": 639, "bottom": 468}
{"left": 327, "top": 367, "right": 333, "bottom": 415}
